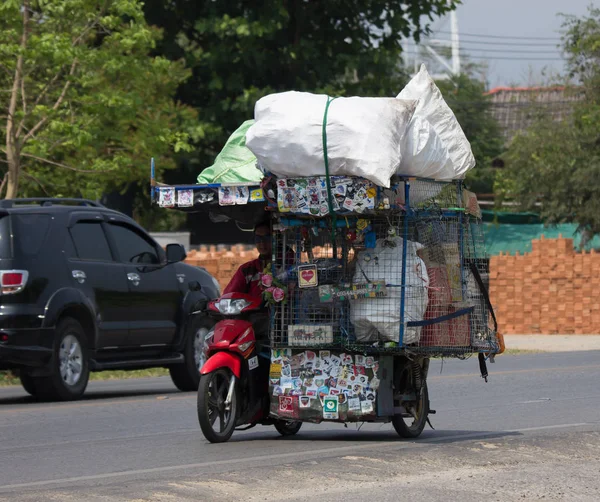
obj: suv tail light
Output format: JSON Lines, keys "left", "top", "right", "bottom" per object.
{"left": 0, "top": 270, "right": 29, "bottom": 294}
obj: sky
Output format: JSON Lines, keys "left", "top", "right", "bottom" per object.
{"left": 408, "top": 0, "right": 594, "bottom": 88}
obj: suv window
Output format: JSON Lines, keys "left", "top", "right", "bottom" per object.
{"left": 12, "top": 214, "right": 52, "bottom": 257}
{"left": 70, "top": 222, "right": 113, "bottom": 262}
{"left": 109, "top": 223, "right": 160, "bottom": 265}
{"left": 0, "top": 215, "right": 11, "bottom": 258}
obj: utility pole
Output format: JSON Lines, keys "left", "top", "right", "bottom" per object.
{"left": 407, "top": 1, "right": 461, "bottom": 79}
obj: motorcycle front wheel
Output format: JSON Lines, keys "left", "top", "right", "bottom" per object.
{"left": 197, "top": 368, "right": 238, "bottom": 443}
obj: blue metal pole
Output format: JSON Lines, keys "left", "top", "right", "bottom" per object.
{"left": 150, "top": 157, "right": 155, "bottom": 201}
{"left": 399, "top": 180, "right": 410, "bottom": 346}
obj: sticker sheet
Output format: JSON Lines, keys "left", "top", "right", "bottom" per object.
{"left": 275, "top": 176, "right": 377, "bottom": 216}
{"left": 269, "top": 349, "right": 379, "bottom": 423}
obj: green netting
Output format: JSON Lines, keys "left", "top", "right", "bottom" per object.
{"left": 196, "top": 120, "right": 263, "bottom": 184}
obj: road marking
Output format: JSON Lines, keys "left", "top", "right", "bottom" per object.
{"left": 0, "top": 421, "right": 594, "bottom": 493}
{"left": 429, "top": 364, "right": 600, "bottom": 380}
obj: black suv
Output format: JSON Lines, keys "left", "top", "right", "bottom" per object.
{"left": 0, "top": 198, "right": 219, "bottom": 400}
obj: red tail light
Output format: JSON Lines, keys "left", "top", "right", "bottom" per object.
{"left": 0, "top": 270, "right": 28, "bottom": 294}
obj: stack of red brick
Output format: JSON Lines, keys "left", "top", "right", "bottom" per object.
{"left": 489, "top": 236, "right": 600, "bottom": 334}
{"left": 184, "top": 237, "right": 600, "bottom": 335}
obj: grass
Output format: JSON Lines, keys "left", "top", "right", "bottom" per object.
{"left": 0, "top": 368, "right": 169, "bottom": 387}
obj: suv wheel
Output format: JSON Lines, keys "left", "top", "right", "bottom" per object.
{"left": 169, "top": 317, "right": 214, "bottom": 392}
{"left": 19, "top": 371, "right": 38, "bottom": 397}
{"left": 35, "top": 317, "right": 90, "bottom": 401}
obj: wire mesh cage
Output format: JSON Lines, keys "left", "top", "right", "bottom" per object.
{"left": 268, "top": 177, "right": 499, "bottom": 357}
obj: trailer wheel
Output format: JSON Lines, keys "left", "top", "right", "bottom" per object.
{"left": 392, "top": 382, "right": 429, "bottom": 439}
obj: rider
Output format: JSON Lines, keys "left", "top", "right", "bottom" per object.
{"left": 223, "top": 221, "right": 272, "bottom": 296}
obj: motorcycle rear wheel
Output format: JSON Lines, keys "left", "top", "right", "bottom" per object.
{"left": 197, "top": 368, "right": 238, "bottom": 443}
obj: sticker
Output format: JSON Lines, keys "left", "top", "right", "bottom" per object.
{"left": 365, "top": 356, "right": 375, "bottom": 368}
{"left": 361, "top": 400, "right": 374, "bottom": 414}
{"left": 298, "top": 264, "right": 318, "bottom": 288}
{"left": 370, "top": 377, "right": 380, "bottom": 390}
{"left": 278, "top": 396, "right": 299, "bottom": 418}
{"left": 329, "top": 366, "right": 341, "bottom": 378}
{"left": 366, "top": 391, "right": 376, "bottom": 402}
{"left": 335, "top": 184, "right": 347, "bottom": 196}
{"left": 338, "top": 393, "right": 347, "bottom": 405}
{"left": 292, "top": 378, "right": 303, "bottom": 390}
{"left": 250, "top": 188, "right": 265, "bottom": 202}
{"left": 269, "top": 363, "right": 282, "bottom": 379}
{"left": 358, "top": 375, "right": 369, "bottom": 386}
{"left": 299, "top": 396, "right": 312, "bottom": 408}
{"left": 348, "top": 397, "right": 361, "bottom": 411}
{"left": 289, "top": 389, "right": 303, "bottom": 397}
{"left": 327, "top": 377, "right": 338, "bottom": 388}
{"left": 248, "top": 356, "right": 259, "bottom": 371}
{"left": 306, "top": 389, "right": 318, "bottom": 397}
{"left": 288, "top": 325, "right": 333, "bottom": 346}
{"left": 323, "top": 395, "right": 339, "bottom": 419}
{"left": 317, "top": 385, "right": 330, "bottom": 398}
{"left": 158, "top": 187, "right": 175, "bottom": 208}
{"left": 343, "top": 197, "right": 354, "bottom": 210}
{"left": 342, "top": 354, "right": 354, "bottom": 365}
{"left": 280, "top": 377, "right": 293, "bottom": 389}
{"left": 218, "top": 186, "right": 235, "bottom": 205}
{"left": 281, "top": 365, "right": 291, "bottom": 377}
{"left": 235, "top": 186, "right": 249, "bottom": 205}
{"left": 305, "top": 351, "right": 316, "bottom": 364}
{"left": 273, "top": 386, "right": 284, "bottom": 396}
{"left": 177, "top": 189, "right": 194, "bottom": 207}
{"left": 338, "top": 379, "right": 348, "bottom": 388}
{"left": 270, "top": 378, "right": 280, "bottom": 385}
{"left": 330, "top": 388, "right": 341, "bottom": 396}
{"left": 319, "top": 351, "right": 331, "bottom": 360}
{"left": 355, "top": 355, "right": 366, "bottom": 366}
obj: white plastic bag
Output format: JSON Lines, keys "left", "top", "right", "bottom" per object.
{"left": 397, "top": 64, "right": 475, "bottom": 179}
{"left": 246, "top": 91, "right": 417, "bottom": 188}
{"left": 350, "top": 237, "right": 430, "bottom": 344}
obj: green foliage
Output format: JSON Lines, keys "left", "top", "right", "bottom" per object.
{"left": 498, "top": 6, "right": 600, "bottom": 235}
{"left": 437, "top": 73, "right": 505, "bottom": 194}
{"left": 0, "top": 0, "right": 198, "bottom": 216}
{"left": 142, "top": 0, "right": 460, "bottom": 183}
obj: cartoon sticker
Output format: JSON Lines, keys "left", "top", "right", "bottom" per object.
{"left": 159, "top": 187, "right": 175, "bottom": 208}
{"left": 298, "top": 264, "right": 318, "bottom": 288}
{"left": 235, "top": 186, "right": 249, "bottom": 205}
{"left": 177, "top": 189, "right": 194, "bottom": 207}
{"left": 218, "top": 186, "right": 235, "bottom": 205}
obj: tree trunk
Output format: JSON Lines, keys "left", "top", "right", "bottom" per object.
{"left": 4, "top": 140, "right": 20, "bottom": 199}
{"left": 4, "top": 0, "right": 29, "bottom": 200}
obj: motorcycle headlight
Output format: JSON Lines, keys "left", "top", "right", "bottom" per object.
{"left": 214, "top": 298, "right": 251, "bottom": 315}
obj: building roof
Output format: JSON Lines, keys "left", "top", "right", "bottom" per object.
{"left": 485, "top": 86, "right": 584, "bottom": 142}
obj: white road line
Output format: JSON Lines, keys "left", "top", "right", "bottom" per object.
{"left": 0, "top": 421, "right": 594, "bottom": 493}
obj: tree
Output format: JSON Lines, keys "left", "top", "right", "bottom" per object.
{"left": 142, "top": 1, "right": 460, "bottom": 184}
{"left": 436, "top": 72, "right": 505, "bottom": 194}
{"left": 0, "top": 0, "right": 199, "bottom": 202}
{"left": 497, "top": 6, "right": 600, "bottom": 236}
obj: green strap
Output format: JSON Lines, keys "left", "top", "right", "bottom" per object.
{"left": 322, "top": 96, "right": 338, "bottom": 253}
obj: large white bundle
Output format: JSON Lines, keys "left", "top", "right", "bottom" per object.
{"left": 350, "top": 237, "right": 429, "bottom": 345}
{"left": 397, "top": 64, "right": 475, "bottom": 179}
{"left": 246, "top": 91, "right": 417, "bottom": 188}
{"left": 398, "top": 115, "right": 454, "bottom": 180}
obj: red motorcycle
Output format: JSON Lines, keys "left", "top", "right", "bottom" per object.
{"left": 196, "top": 292, "right": 302, "bottom": 443}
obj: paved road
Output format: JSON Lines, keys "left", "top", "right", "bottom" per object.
{"left": 1, "top": 351, "right": 600, "bottom": 501}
